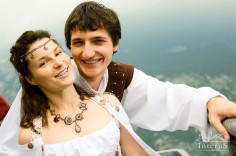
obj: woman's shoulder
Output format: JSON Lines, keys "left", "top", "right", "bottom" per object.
{"left": 18, "top": 127, "right": 31, "bottom": 145}
{"left": 18, "top": 117, "right": 42, "bottom": 145}
{"left": 102, "top": 92, "right": 121, "bottom": 107}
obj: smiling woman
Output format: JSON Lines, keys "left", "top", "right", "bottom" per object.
{"left": 22, "top": 38, "right": 75, "bottom": 91}
{"left": 1, "top": 1, "right": 236, "bottom": 156}
{"left": 0, "top": 29, "right": 159, "bottom": 155}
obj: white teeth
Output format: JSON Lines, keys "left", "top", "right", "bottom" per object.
{"left": 84, "top": 59, "right": 99, "bottom": 64}
{"left": 56, "top": 68, "right": 68, "bottom": 77}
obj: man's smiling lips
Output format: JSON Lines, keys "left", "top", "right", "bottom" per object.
{"left": 82, "top": 58, "right": 102, "bottom": 64}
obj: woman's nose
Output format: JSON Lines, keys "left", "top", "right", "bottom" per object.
{"left": 53, "top": 58, "right": 63, "bottom": 68}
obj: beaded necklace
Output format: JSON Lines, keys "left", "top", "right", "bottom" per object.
{"left": 49, "top": 98, "right": 88, "bottom": 133}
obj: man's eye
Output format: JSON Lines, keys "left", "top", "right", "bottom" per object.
{"left": 94, "top": 39, "right": 105, "bottom": 44}
{"left": 72, "top": 41, "right": 83, "bottom": 46}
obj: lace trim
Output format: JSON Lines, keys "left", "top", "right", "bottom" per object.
{"left": 30, "top": 117, "right": 44, "bottom": 156}
{"left": 105, "top": 145, "right": 122, "bottom": 156}
{"left": 92, "top": 95, "right": 122, "bottom": 156}
{"left": 30, "top": 117, "right": 42, "bottom": 141}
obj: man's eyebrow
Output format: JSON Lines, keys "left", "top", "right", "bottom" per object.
{"left": 91, "top": 36, "right": 106, "bottom": 41}
{"left": 92, "top": 36, "right": 105, "bottom": 39}
{"left": 71, "top": 38, "right": 83, "bottom": 42}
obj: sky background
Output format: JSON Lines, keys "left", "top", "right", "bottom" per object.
{"left": 1, "top": 1, "right": 236, "bottom": 155}
{"left": 1, "top": 0, "right": 236, "bottom": 59}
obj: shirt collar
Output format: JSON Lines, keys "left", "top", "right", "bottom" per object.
{"left": 71, "top": 59, "right": 108, "bottom": 94}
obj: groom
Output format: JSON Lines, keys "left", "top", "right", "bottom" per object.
{"left": 1, "top": 0, "right": 236, "bottom": 153}
{"left": 64, "top": 1, "right": 236, "bottom": 141}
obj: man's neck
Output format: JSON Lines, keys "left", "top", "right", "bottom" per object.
{"left": 86, "top": 76, "right": 103, "bottom": 91}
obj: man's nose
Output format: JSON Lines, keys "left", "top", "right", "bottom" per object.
{"left": 82, "top": 44, "right": 95, "bottom": 59}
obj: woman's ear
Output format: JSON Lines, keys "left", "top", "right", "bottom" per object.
{"left": 25, "top": 76, "right": 37, "bottom": 86}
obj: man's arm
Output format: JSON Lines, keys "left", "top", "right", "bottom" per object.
{"left": 122, "top": 68, "right": 224, "bottom": 141}
{"left": 207, "top": 96, "right": 236, "bottom": 140}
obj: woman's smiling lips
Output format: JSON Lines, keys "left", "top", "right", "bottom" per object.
{"left": 55, "top": 67, "right": 69, "bottom": 77}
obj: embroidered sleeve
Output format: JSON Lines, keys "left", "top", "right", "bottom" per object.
{"left": 30, "top": 117, "right": 43, "bottom": 141}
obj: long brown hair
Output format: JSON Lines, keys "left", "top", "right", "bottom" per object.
{"left": 10, "top": 30, "right": 93, "bottom": 129}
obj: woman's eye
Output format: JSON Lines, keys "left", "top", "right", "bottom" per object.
{"left": 39, "top": 62, "right": 46, "bottom": 67}
{"left": 56, "top": 51, "right": 62, "bottom": 56}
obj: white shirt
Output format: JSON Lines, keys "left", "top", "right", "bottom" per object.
{"left": 72, "top": 60, "right": 223, "bottom": 142}
{"left": 0, "top": 60, "right": 223, "bottom": 153}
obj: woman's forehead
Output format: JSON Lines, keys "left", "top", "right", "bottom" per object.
{"left": 28, "top": 38, "right": 57, "bottom": 59}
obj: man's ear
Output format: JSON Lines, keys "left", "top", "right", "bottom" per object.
{"left": 25, "top": 76, "right": 37, "bottom": 86}
{"left": 113, "top": 39, "right": 120, "bottom": 54}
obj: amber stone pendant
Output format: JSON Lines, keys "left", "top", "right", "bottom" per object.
{"left": 75, "top": 123, "right": 81, "bottom": 133}
{"left": 75, "top": 113, "right": 83, "bottom": 120}
{"left": 64, "top": 116, "right": 73, "bottom": 125}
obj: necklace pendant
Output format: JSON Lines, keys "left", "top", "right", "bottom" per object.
{"left": 50, "top": 98, "right": 88, "bottom": 133}
{"left": 75, "top": 123, "right": 81, "bottom": 133}
{"left": 80, "top": 102, "right": 87, "bottom": 110}
{"left": 75, "top": 113, "right": 83, "bottom": 120}
{"left": 64, "top": 116, "right": 73, "bottom": 125}
{"left": 53, "top": 115, "right": 60, "bottom": 122}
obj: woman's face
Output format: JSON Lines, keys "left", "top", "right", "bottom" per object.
{"left": 26, "top": 38, "right": 75, "bottom": 93}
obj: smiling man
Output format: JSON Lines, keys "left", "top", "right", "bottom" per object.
{"left": 70, "top": 29, "right": 117, "bottom": 90}
{"left": 64, "top": 1, "right": 236, "bottom": 142}
{"left": 1, "top": 1, "right": 236, "bottom": 153}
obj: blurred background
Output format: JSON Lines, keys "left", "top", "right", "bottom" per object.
{"left": 1, "top": 0, "right": 236, "bottom": 155}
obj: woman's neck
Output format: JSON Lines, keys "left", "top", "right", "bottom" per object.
{"left": 44, "top": 85, "right": 81, "bottom": 111}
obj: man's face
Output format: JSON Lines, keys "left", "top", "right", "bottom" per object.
{"left": 70, "top": 29, "right": 119, "bottom": 82}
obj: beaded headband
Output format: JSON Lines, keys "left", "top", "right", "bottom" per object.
{"left": 20, "top": 39, "right": 52, "bottom": 62}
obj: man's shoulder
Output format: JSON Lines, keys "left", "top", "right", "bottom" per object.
{"left": 105, "top": 61, "right": 135, "bottom": 101}
{"left": 109, "top": 61, "right": 134, "bottom": 68}
{"left": 108, "top": 61, "right": 134, "bottom": 74}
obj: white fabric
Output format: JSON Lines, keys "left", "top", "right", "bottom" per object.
{"left": 122, "top": 69, "right": 224, "bottom": 141}
{"left": 73, "top": 60, "right": 223, "bottom": 141}
{"left": 14, "top": 95, "right": 159, "bottom": 156}
{"left": 0, "top": 60, "right": 224, "bottom": 153}
{"left": 18, "top": 119, "right": 121, "bottom": 156}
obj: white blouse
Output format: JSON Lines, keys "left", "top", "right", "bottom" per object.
{"left": 18, "top": 96, "right": 122, "bottom": 156}
{"left": 18, "top": 118, "right": 121, "bottom": 156}
{"left": 73, "top": 61, "right": 224, "bottom": 142}
{"left": 0, "top": 60, "right": 224, "bottom": 153}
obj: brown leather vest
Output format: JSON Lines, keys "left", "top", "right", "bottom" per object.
{"left": 105, "top": 61, "right": 134, "bottom": 102}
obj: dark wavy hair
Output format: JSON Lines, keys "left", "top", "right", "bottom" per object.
{"left": 10, "top": 30, "right": 93, "bottom": 129}
{"left": 65, "top": 1, "right": 121, "bottom": 50}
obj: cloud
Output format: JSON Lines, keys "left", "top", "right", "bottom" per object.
{"left": 1, "top": 0, "right": 236, "bottom": 57}
{"left": 167, "top": 45, "right": 187, "bottom": 53}
{"left": 155, "top": 73, "right": 236, "bottom": 99}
